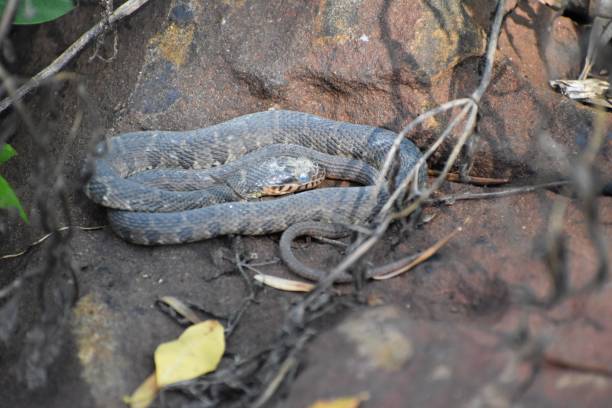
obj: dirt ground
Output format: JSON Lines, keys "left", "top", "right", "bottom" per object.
{"left": 1, "top": 1, "right": 611, "bottom": 407}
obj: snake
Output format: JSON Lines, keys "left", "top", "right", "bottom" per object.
{"left": 84, "top": 110, "right": 424, "bottom": 280}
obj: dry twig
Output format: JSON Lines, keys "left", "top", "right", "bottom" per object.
{"left": 372, "top": 225, "right": 463, "bottom": 280}
{"left": 428, "top": 169, "right": 510, "bottom": 186}
{"left": 299, "top": 0, "right": 508, "bottom": 306}
{"left": 241, "top": 2, "right": 512, "bottom": 405}
{"left": 0, "top": 225, "right": 104, "bottom": 261}
{"left": 431, "top": 181, "right": 570, "bottom": 204}
{"left": 0, "top": 0, "right": 152, "bottom": 114}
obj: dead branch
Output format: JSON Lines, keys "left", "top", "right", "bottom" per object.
{"left": 300, "top": 0, "right": 509, "bottom": 300}
{"left": 0, "top": 0, "right": 152, "bottom": 114}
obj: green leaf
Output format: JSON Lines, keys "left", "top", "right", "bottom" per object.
{"left": 0, "top": 175, "right": 28, "bottom": 223}
{"left": 0, "top": 144, "right": 16, "bottom": 165}
{"left": 0, "top": 0, "right": 75, "bottom": 25}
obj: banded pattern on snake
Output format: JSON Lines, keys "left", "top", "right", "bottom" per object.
{"left": 84, "top": 110, "right": 424, "bottom": 280}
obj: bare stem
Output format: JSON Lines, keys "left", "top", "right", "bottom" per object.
{"left": 0, "top": 0, "right": 152, "bottom": 114}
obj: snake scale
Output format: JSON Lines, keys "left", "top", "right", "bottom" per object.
{"left": 85, "top": 110, "right": 424, "bottom": 279}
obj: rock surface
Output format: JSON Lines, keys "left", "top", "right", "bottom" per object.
{"left": 284, "top": 305, "right": 612, "bottom": 407}
{"left": 0, "top": 0, "right": 610, "bottom": 407}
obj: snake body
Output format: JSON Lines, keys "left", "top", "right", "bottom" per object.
{"left": 85, "top": 110, "right": 423, "bottom": 246}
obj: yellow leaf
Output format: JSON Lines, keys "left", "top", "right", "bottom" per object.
{"left": 123, "top": 373, "right": 158, "bottom": 408}
{"left": 308, "top": 392, "right": 370, "bottom": 408}
{"left": 154, "top": 320, "right": 225, "bottom": 387}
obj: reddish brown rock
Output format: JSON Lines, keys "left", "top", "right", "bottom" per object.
{"left": 124, "top": 0, "right": 610, "bottom": 183}
{"left": 123, "top": 0, "right": 492, "bottom": 149}
{"left": 349, "top": 187, "right": 612, "bottom": 405}
{"left": 472, "top": 0, "right": 612, "bottom": 181}
{"left": 282, "top": 300, "right": 612, "bottom": 407}
{"left": 363, "top": 185, "right": 611, "bottom": 318}
{"left": 280, "top": 307, "right": 528, "bottom": 408}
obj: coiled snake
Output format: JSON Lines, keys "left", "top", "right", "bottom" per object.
{"left": 84, "top": 110, "right": 424, "bottom": 281}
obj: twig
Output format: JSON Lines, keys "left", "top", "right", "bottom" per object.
{"left": 428, "top": 169, "right": 509, "bottom": 186}
{"left": 0, "top": 0, "right": 152, "bottom": 114}
{"left": 251, "top": 356, "right": 297, "bottom": 408}
{"left": 241, "top": 258, "right": 280, "bottom": 268}
{"left": 391, "top": 0, "right": 507, "bottom": 219}
{"left": 569, "top": 110, "right": 609, "bottom": 292}
{"left": 306, "top": 0, "right": 508, "bottom": 290}
{"left": 372, "top": 225, "right": 462, "bottom": 280}
{"left": 372, "top": 98, "right": 473, "bottom": 198}
{"left": 311, "top": 236, "right": 348, "bottom": 247}
{"left": 0, "top": 0, "right": 18, "bottom": 47}
{"left": 225, "top": 237, "right": 261, "bottom": 336}
{"left": 525, "top": 200, "right": 569, "bottom": 307}
{"left": 431, "top": 181, "right": 570, "bottom": 204}
{"left": 0, "top": 3, "right": 111, "bottom": 387}
{"left": 0, "top": 225, "right": 105, "bottom": 260}
{"left": 156, "top": 296, "right": 203, "bottom": 325}
{"left": 295, "top": 102, "right": 473, "bottom": 298}
{"left": 225, "top": 296, "right": 256, "bottom": 338}
{"left": 380, "top": 102, "right": 474, "bottom": 216}
{"left": 251, "top": 331, "right": 313, "bottom": 408}
{"left": 472, "top": 0, "right": 506, "bottom": 101}
{"left": 232, "top": 237, "right": 256, "bottom": 298}
{"left": 543, "top": 355, "right": 612, "bottom": 378}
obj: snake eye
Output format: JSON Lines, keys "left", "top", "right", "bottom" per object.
{"left": 297, "top": 173, "right": 310, "bottom": 183}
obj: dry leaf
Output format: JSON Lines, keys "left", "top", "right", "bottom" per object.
{"left": 158, "top": 296, "right": 202, "bottom": 324}
{"left": 155, "top": 320, "right": 225, "bottom": 387}
{"left": 549, "top": 79, "right": 612, "bottom": 109}
{"left": 373, "top": 227, "right": 461, "bottom": 280}
{"left": 123, "top": 373, "right": 158, "bottom": 408}
{"left": 254, "top": 273, "right": 315, "bottom": 292}
{"left": 308, "top": 392, "right": 370, "bottom": 408}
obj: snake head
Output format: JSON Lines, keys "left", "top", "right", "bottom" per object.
{"left": 260, "top": 157, "right": 325, "bottom": 196}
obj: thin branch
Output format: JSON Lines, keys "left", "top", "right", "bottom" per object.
{"left": 0, "top": 225, "right": 105, "bottom": 261}
{"left": 405, "top": 105, "right": 479, "bottom": 214}
{"left": 0, "top": 0, "right": 18, "bottom": 47}
{"left": 472, "top": 0, "right": 507, "bottom": 100}
{"left": 372, "top": 225, "right": 462, "bottom": 280}
{"left": 0, "top": 0, "right": 152, "bottom": 114}
{"left": 380, "top": 102, "right": 474, "bottom": 216}
{"left": 372, "top": 98, "right": 472, "bottom": 199}
{"left": 295, "top": 0, "right": 508, "bottom": 307}
{"left": 251, "top": 331, "right": 313, "bottom": 408}
{"left": 428, "top": 170, "right": 510, "bottom": 186}
{"left": 431, "top": 181, "right": 570, "bottom": 204}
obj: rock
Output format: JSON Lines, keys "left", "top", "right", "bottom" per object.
{"left": 473, "top": 0, "right": 611, "bottom": 182}
{"left": 282, "top": 306, "right": 524, "bottom": 407}
{"left": 123, "top": 0, "right": 490, "bottom": 146}
{"left": 124, "top": 0, "right": 610, "bottom": 184}
{"left": 364, "top": 185, "right": 611, "bottom": 321}
{"left": 352, "top": 186, "right": 612, "bottom": 405}
{"left": 282, "top": 302, "right": 612, "bottom": 407}
{"left": 278, "top": 294, "right": 612, "bottom": 407}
